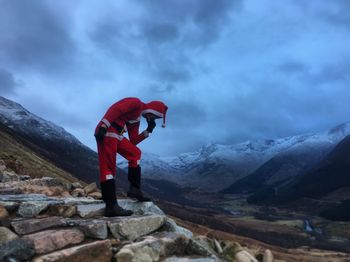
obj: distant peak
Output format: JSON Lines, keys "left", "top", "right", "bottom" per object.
{"left": 328, "top": 122, "right": 350, "bottom": 135}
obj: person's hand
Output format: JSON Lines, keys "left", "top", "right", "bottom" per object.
{"left": 94, "top": 125, "right": 107, "bottom": 142}
{"left": 146, "top": 118, "right": 156, "bottom": 133}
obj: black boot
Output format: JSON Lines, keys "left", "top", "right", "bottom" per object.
{"left": 127, "top": 166, "right": 151, "bottom": 202}
{"left": 100, "top": 179, "right": 133, "bottom": 217}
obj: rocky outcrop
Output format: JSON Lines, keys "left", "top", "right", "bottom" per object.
{"left": 0, "top": 163, "right": 271, "bottom": 261}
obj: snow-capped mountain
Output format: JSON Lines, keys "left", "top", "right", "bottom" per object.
{"left": 0, "top": 96, "right": 81, "bottom": 145}
{"left": 119, "top": 122, "right": 350, "bottom": 191}
{"left": 0, "top": 96, "right": 99, "bottom": 183}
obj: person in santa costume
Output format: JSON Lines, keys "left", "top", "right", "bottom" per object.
{"left": 94, "top": 97, "right": 168, "bottom": 217}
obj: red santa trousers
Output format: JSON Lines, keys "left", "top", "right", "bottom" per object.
{"left": 97, "top": 136, "right": 141, "bottom": 182}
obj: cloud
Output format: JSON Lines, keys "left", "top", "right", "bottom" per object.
{"left": 0, "top": 0, "right": 75, "bottom": 71}
{"left": 0, "top": 69, "right": 16, "bottom": 95}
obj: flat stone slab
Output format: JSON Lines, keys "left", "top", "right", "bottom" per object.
{"left": 164, "top": 257, "right": 221, "bottom": 262}
{"left": 11, "top": 216, "right": 66, "bottom": 235}
{"left": 24, "top": 228, "right": 85, "bottom": 254}
{"left": 32, "top": 240, "right": 112, "bottom": 262}
{"left": 61, "top": 197, "right": 103, "bottom": 205}
{"left": 67, "top": 219, "right": 108, "bottom": 239}
{"left": 76, "top": 203, "right": 104, "bottom": 218}
{"left": 108, "top": 215, "right": 166, "bottom": 241}
{"left": 0, "top": 194, "right": 55, "bottom": 202}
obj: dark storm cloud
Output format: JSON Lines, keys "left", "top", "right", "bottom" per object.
{"left": 0, "top": 0, "right": 75, "bottom": 71}
{"left": 89, "top": 0, "right": 242, "bottom": 90}
{"left": 0, "top": 68, "right": 16, "bottom": 95}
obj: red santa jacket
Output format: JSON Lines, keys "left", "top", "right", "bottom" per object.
{"left": 96, "top": 97, "right": 168, "bottom": 145}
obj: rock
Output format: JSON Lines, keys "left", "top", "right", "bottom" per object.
{"left": 116, "top": 232, "right": 189, "bottom": 262}
{"left": 19, "top": 175, "right": 31, "bottom": 181}
{"left": 71, "top": 188, "right": 86, "bottom": 197}
{"left": 164, "top": 257, "right": 221, "bottom": 262}
{"left": 263, "top": 249, "right": 274, "bottom": 262}
{"left": 0, "top": 193, "right": 54, "bottom": 202}
{"left": 17, "top": 201, "right": 49, "bottom": 218}
{"left": 0, "top": 238, "right": 35, "bottom": 261}
{"left": 0, "top": 227, "right": 18, "bottom": 244}
{"left": 62, "top": 197, "right": 102, "bottom": 205}
{"left": 108, "top": 215, "right": 166, "bottom": 241}
{"left": 32, "top": 239, "right": 112, "bottom": 262}
{"left": 88, "top": 191, "right": 102, "bottom": 199}
{"left": 119, "top": 199, "right": 165, "bottom": 215}
{"left": 11, "top": 216, "right": 66, "bottom": 235}
{"left": 49, "top": 204, "right": 77, "bottom": 217}
{"left": 214, "top": 239, "right": 223, "bottom": 254}
{"left": 68, "top": 219, "right": 108, "bottom": 239}
{"left": 76, "top": 203, "right": 104, "bottom": 218}
{"left": 163, "top": 218, "right": 193, "bottom": 238}
{"left": 186, "top": 238, "right": 215, "bottom": 257}
{"left": 83, "top": 182, "right": 98, "bottom": 194}
{"left": 0, "top": 159, "right": 6, "bottom": 172}
{"left": 0, "top": 204, "right": 9, "bottom": 219}
{"left": 0, "top": 201, "right": 19, "bottom": 212}
{"left": 71, "top": 182, "right": 83, "bottom": 189}
{"left": 235, "top": 250, "right": 259, "bottom": 262}
{"left": 1, "top": 171, "right": 20, "bottom": 182}
{"left": 24, "top": 228, "right": 85, "bottom": 254}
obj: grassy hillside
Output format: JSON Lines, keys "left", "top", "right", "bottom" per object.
{"left": 0, "top": 123, "right": 81, "bottom": 184}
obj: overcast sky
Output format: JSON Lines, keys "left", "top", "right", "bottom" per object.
{"left": 1, "top": 0, "right": 350, "bottom": 156}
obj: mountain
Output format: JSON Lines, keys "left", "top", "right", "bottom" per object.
{"left": 249, "top": 133, "right": 350, "bottom": 200}
{"left": 221, "top": 123, "right": 350, "bottom": 194}
{"left": 0, "top": 96, "right": 99, "bottom": 183}
{"left": 120, "top": 122, "right": 350, "bottom": 192}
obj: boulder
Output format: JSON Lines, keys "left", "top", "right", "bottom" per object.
{"left": 83, "top": 182, "right": 98, "bottom": 194}
{"left": 0, "top": 227, "right": 18, "bottom": 244}
{"left": 263, "top": 249, "right": 274, "bottom": 262}
{"left": 108, "top": 215, "right": 166, "bottom": 241}
{"left": 11, "top": 216, "right": 66, "bottom": 235}
{"left": 62, "top": 197, "right": 102, "bottom": 205}
{"left": 0, "top": 238, "right": 35, "bottom": 261}
{"left": 71, "top": 182, "right": 83, "bottom": 189}
{"left": 32, "top": 240, "right": 112, "bottom": 262}
{"left": 67, "top": 219, "right": 108, "bottom": 239}
{"left": 88, "top": 191, "right": 102, "bottom": 199}
{"left": 49, "top": 204, "right": 77, "bottom": 217}
{"left": 163, "top": 218, "right": 193, "bottom": 238}
{"left": 235, "top": 250, "right": 259, "bottom": 262}
{"left": 0, "top": 201, "right": 19, "bottom": 212}
{"left": 186, "top": 237, "right": 216, "bottom": 257}
{"left": 24, "top": 228, "right": 85, "bottom": 254}
{"left": 71, "top": 188, "right": 86, "bottom": 197}
{"left": 119, "top": 199, "right": 165, "bottom": 215}
{"left": 17, "top": 201, "right": 49, "bottom": 218}
{"left": 0, "top": 204, "right": 9, "bottom": 219}
{"left": 116, "top": 232, "right": 189, "bottom": 262}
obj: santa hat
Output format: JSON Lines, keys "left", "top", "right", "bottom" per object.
{"left": 142, "top": 101, "right": 168, "bottom": 128}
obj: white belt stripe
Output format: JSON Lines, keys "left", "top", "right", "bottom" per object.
{"left": 102, "top": 118, "right": 111, "bottom": 127}
{"left": 105, "top": 132, "right": 124, "bottom": 141}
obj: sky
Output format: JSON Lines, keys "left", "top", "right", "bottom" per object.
{"left": 1, "top": 0, "right": 350, "bottom": 156}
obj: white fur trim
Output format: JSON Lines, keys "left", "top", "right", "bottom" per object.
{"left": 128, "top": 117, "right": 141, "bottom": 124}
{"left": 141, "top": 109, "right": 163, "bottom": 118}
{"left": 101, "top": 118, "right": 111, "bottom": 127}
{"left": 105, "top": 132, "right": 124, "bottom": 141}
{"left": 106, "top": 174, "right": 114, "bottom": 180}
